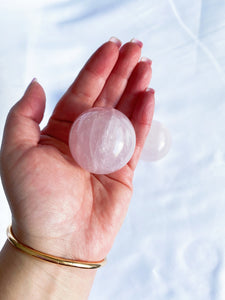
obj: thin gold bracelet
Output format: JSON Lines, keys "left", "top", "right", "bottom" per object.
{"left": 7, "top": 225, "right": 106, "bottom": 269}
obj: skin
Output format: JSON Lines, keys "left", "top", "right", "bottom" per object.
{"left": 0, "top": 38, "right": 155, "bottom": 299}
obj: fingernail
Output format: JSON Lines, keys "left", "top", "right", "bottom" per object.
{"left": 140, "top": 57, "right": 152, "bottom": 65}
{"left": 146, "top": 87, "right": 155, "bottom": 94}
{"left": 130, "top": 38, "right": 143, "bottom": 48}
{"left": 31, "top": 77, "right": 38, "bottom": 83}
{"left": 109, "top": 37, "right": 122, "bottom": 48}
{"left": 25, "top": 78, "right": 38, "bottom": 93}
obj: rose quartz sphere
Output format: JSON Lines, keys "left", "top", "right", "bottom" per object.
{"left": 140, "top": 120, "right": 172, "bottom": 161}
{"left": 69, "top": 107, "right": 136, "bottom": 174}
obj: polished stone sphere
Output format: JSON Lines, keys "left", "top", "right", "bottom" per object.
{"left": 69, "top": 107, "right": 136, "bottom": 174}
{"left": 141, "top": 120, "right": 171, "bottom": 161}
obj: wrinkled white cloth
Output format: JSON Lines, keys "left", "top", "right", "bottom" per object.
{"left": 1, "top": 1, "right": 225, "bottom": 299}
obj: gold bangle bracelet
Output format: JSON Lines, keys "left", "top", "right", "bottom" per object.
{"left": 7, "top": 225, "right": 106, "bottom": 269}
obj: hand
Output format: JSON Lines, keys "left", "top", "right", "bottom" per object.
{"left": 0, "top": 38, "right": 154, "bottom": 262}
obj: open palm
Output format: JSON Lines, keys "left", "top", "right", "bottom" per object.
{"left": 0, "top": 39, "right": 154, "bottom": 262}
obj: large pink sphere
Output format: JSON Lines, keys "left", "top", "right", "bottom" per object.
{"left": 69, "top": 107, "right": 136, "bottom": 174}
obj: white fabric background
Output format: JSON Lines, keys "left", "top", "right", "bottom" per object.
{"left": 1, "top": 0, "right": 225, "bottom": 299}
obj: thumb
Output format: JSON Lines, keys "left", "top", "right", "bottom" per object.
{"left": 1, "top": 79, "right": 46, "bottom": 159}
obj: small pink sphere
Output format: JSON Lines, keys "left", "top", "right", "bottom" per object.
{"left": 141, "top": 120, "right": 172, "bottom": 161}
{"left": 69, "top": 107, "right": 136, "bottom": 174}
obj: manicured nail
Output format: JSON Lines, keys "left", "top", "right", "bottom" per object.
{"left": 25, "top": 78, "right": 38, "bottom": 92}
{"left": 109, "top": 37, "right": 122, "bottom": 48}
{"left": 140, "top": 57, "right": 152, "bottom": 65}
{"left": 130, "top": 38, "right": 143, "bottom": 48}
{"left": 146, "top": 87, "right": 155, "bottom": 94}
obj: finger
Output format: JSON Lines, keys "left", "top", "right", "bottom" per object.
{"left": 50, "top": 39, "right": 121, "bottom": 123}
{"left": 116, "top": 57, "right": 152, "bottom": 118}
{"left": 93, "top": 40, "right": 142, "bottom": 107}
{"left": 128, "top": 88, "right": 155, "bottom": 171}
{"left": 1, "top": 80, "right": 46, "bottom": 158}
{"left": 43, "top": 60, "right": 151, "bottom": 146}
{"left": 41, "top": 118, "right": 71, "bottom": 144}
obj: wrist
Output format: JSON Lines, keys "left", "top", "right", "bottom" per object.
{"left": 7, "top": 225, "right": 106, "bottom": 269}
{"left": 11, "top": 221, "right": 106, "bottom": 263}
{"left": 0, "top": 241, "right": 96, "bottom": 300}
